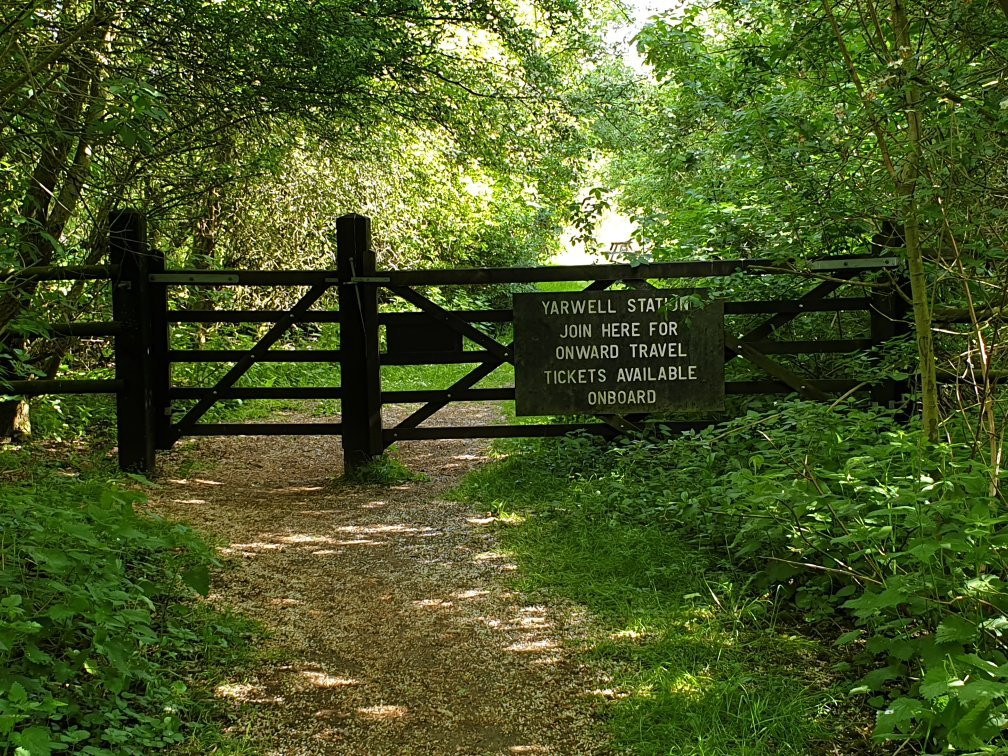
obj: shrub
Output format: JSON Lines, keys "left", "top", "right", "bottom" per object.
{"left": 538, "top": 402, "right": 1008, "bottom": 751}
{"left": 0, "top": 477, "right": 245, "bottom": 754}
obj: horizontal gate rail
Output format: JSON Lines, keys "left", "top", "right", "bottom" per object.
{"left": 169, "top": 282, "right": 332, "bottom": 442}
{"left": 168, "top": 310, "right": 341, "bottom": 323}
{"left": 150, "top": 270, "right": 340, "bottom": 286}
{"left": 12, "top": 209, "right": 908, "bottom": 476}
{"left": 744, "top": 338, "right": 873, "bottom": 354}
{"left": 169, "top": 387, "right": 342, "bottom": 400}
{"left": 381, "top": 350, "right": 497, "bottom": 365}
{"left": 725, "top": 297, "right": 871, "bottom": 314}
{"left": 384, "top": 260, "right": 780, "bottom": 285}
{"left": 727, "top": 380, "right": 864, "bottom": 395}
{"left": 168, "top": 349, "right": 341, "bottom": 363}
{"left": 383, "top": 387, "right": 514, "bottom": 403}
{"left": 379, "top": 310, "right": 512, "bottom": 325}
{"left": 387, "top": 286, "right": 512, "bottom": 360}
{"left": 393, "top": 359, "right": 506, "bottom": 432}
{"left": 189, "top": 422, "right": 343, "bottom": 436}
{"left": 384, "top": 419, "right": 715, "bottom": 443}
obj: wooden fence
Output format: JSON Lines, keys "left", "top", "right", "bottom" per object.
{"left": 3, "top": 210, "right": 911, "bottom": 474}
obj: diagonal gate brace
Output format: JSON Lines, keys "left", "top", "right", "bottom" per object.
{"left": 388, "top": 286, "right": 511, "bottom": 362}
{"left": 386, "top": 286, "right": 514, "bottom": 432}
{"left": 393, "top": 358, "right": 506, "bottom": 433}
{"left": 725, "top": 336, "right": 830, "bottom": 401}
{"left": 171, "top": 283, "right": 331, "bottom": 441}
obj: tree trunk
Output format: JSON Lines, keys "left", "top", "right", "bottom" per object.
{"left": 0, "top": 400, "right": 31, "bottom": 442}
{"left": 892, "top": 0, "right": 940, "bottom": 442}
{"left": 0, "top": 8, "right": 109, "bottom": 438}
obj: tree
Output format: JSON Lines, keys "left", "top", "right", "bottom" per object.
{"left": 0, "top": 0, "right": 608, "bottom": 435}
{"left": 602, "top": 0, "right": 1008, "bottom": 448}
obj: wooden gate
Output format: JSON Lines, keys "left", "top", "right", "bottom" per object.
{"left": 3, "top": 211, "right": 909, "bottom": 474}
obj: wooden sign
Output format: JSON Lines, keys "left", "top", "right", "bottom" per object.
{"left": 513, "top": 290, "right": 724, "bottom": 416}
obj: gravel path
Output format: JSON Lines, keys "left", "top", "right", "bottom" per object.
{"left": 147, "top": 404, "right": 610, "bottom": 755}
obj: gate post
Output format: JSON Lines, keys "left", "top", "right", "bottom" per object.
{"left": 149, "top": 241, "right": 172, "bottom": 450}
{"left": 870, "top": 276, "right": 911, "bottom": 409}
{"left": 110, "top": 209, "right": 159, "bottom": 473}
{"left": 337, "top": 214, "right": 383, "bottom": 472}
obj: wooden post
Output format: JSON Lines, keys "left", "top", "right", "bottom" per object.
{"left": 149, "top": 244, "right": 172, "bottom": 450}
{"left": 870, "top": 276, "right": 911, "bottom": 409}
{"left": 110, "top": 209, "right": 157, "bottom": 473}
{"left": 337, "top": 214, "right": 383, "bottom": 472}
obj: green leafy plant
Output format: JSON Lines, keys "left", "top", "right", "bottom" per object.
{"left": 0, "top": 474, "right": 254, "bottom": 753}
{"left": 464, "top": 402, "right": 1008, "bottom": 752}
{"left": 344, "top": 448, "right": 429, "bottom": 485}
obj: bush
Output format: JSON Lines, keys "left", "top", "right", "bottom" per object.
{"left": 0, "top": 477, "right": 246, "bottom": 754}
{"left": 535, "top": 402, "right": 1008, "bottom": 751}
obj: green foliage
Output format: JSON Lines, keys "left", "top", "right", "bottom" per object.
{"left": 0, "top": 474, "right": 254, "bottom": 753}
{"left": 455, "top": 437, "right": 859, "bottom": 754}
{"left": 462, "top": 402, "right": 1008, "bottom": 752}
{"left": 344, "top": 448, "right": 429, "bottom": 485}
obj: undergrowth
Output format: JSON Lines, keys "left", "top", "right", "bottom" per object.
{"left": 344, "top": 447, "right": 429, "bottom": 485}
{"left": 457, "top": 401, "right": 1008, "bottom": 753}
{"left": 0, "top": 448, "right": 258, "bottom": 754}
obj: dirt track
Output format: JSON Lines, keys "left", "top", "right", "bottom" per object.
{"left": 146, "top": 404, "right": 610, "bottom": 755}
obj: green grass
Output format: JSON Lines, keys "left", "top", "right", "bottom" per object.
{"left": 536, "top": 279, "right": 592, "bottom": 293}
{"left": 454, "top": 443, "right": 872, "bottom": 755}
{"left": 344, "top": 446, "right": 430, "bottom": 484}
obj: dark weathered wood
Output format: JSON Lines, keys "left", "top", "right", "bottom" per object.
{"left": 147, "top": 254, "right": 901, "bottom": 288}
{"left": 386, "top": 319, "right": 463, "bottom": 355}
{"left": 189, "top": 422, "right": 343, "bottom": 436}
{"left": 49, "top": 321, "right": 123, "bottom": 337}
{"left": 726, "top": 379, "right": 863, "bottom": 395}
{"left": 869, "top": 277, "right": 912, "bottom": 408}
{"left": 387, "top": 286, "right": 511, "bottom": 361}
{"left": 170, "top": 283, "right": 331, "bottom": 441}
{"left": 379, "top": 310, "right": 512, "bottom": 325}
{"left": 385, "top": 423, "right": 619, "bottom": 441}
{"left": 150, "top": 270, "right": 339, "bottom": 286}
{"left": 168, "top": 309, "right": 342, "bottom": 324}
{"left": 382, "top": 387, "right": 513, "bottom": 403}
{"left": 624, "top": 279, "right": 658, "bottom": 291}
{"left": 724, "top": 297, "right": 871, "bottom": 314}
{"left": 110, "top": 209, "right": 157, "bottom": 473}
{"left": 3, "top": 265, "right": 119, "bottom": 281}
{"left": 149, "top": 243, "right": 171, "bottom": 450}
{"left": 168, "top": 349, "right": 342, "bottom": 363}
{"left": 169, "top": 386, "right": 343, "bottom": 400}
{"left": 725, "top": 336, "right": 831, "bottom": 400}
{"left": 393, "top": 359, "right": 505, "bottom": 431}
{"left": 337, "top": 214, "right": 384, "bottom": 469}
{"left": 513, "top": 291, "right": 724, "bottom": 416}
{"left": 743, "top": 338, "right": 873, "bottom": 354}
{"left": 384, "top": 260, "right": 785, "bottom": 285}
{"left": 1, "top": 379, "right": 123, "bottom": 395}
{"left": 385, "top": 420, "right": 714, "bottom": 442}
{"left": 724, "top": 274, "right": 857, "bottom": 364}
{"left": 381, "top": 350, "right": 494, "bottom": 365}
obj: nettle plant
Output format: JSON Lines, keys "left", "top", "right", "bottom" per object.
{"left": 554, "top": 402, "right": 1008, "bottom": 751}
{"left": 0, "top": 478, "right": 234, "bottom": 754}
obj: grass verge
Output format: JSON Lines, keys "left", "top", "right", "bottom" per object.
{"left": 454, "top": 439, "right": 875, "bottom": 755}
